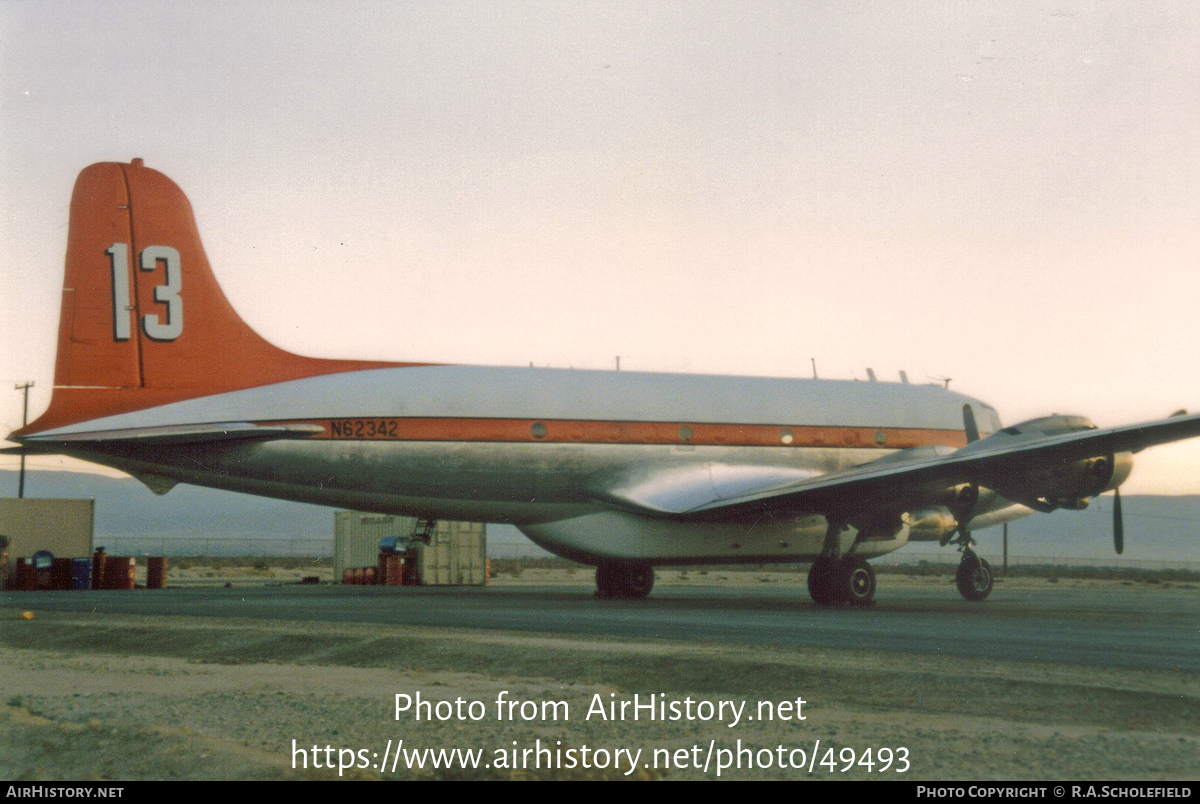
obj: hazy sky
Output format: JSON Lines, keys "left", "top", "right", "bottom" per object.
{"left": 2, "top": 1, "right": 1199, "bottom": 493}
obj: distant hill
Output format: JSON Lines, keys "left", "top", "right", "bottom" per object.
{"left": 0, "top": 470, "right": 548, "bottom": 558}
{"left": 905, "top": 494, "right": 1200, "bottom": 566}
{"left": 2, "top": 470, "right": 1197, "bottom": 564}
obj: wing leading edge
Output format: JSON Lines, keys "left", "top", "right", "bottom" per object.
{"left": 601, "top": 410, "right": 1200, "bottom": 520}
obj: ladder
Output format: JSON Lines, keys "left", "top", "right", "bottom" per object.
{"left": 412, "top": 518, "right": 438, "bottom": 544}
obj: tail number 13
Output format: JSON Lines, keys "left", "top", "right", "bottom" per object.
{"left": 106, "top": 243, "right": 183, "bottom": 342}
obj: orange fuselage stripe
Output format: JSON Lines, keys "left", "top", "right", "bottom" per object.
{"left": 268, "top": 417, "right": 970, "bottom": 449}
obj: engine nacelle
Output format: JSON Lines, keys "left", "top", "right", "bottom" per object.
{"left": 991, "top": 451, "right": 1133, "bottom": 509}
{"left": 903, "top": 505, "right": 959, "bottom": 542}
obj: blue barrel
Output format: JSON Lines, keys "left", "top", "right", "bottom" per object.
{"left": 72, "top": 558, "right": 92, "bottom": 590}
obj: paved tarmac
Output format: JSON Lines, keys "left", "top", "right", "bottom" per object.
{"left": 3, "top": 582, "right": 1197, "bottom": 671}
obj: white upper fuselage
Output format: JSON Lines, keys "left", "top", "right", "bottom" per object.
{"left": 31, "top": 365, "right": 1014, "bottom": 563}
{"left": 38, "top": 364, "right": 999, "bottom": 437}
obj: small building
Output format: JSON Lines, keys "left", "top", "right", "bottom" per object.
{"left": 0, "top": 498, "right": 95, "bottom": 590}
{"left": 0, "top": 497, "right": 94, "bottom": 558}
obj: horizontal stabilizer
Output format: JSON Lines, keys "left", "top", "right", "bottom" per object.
{"left": 17, "top": 422, "right": 325, "bottom": 446}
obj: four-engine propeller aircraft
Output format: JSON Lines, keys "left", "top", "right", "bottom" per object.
{"left": 10, "top": 160, "right": 1200, "bottom": 605}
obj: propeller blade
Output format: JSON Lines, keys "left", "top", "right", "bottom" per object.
{"left": 1113, "top": 487, "right": 1124, "bottom": 555}
{"left": 962, "top": 404, "right": 980, "bottom": 443}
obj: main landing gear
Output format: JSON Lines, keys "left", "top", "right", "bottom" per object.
{"left": 595, "top": 561, "right": 655, "bottom": 599}
{"left": 955, "top": 549, "right": 994, "bottom": 602}
{"left": 806, "top": 555, "right": 877, "bottom": 606}
{"left": 807, "top": 519, "right": 877, "bottom": 607}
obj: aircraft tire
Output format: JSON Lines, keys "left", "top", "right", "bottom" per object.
{"left": 596, "top": 562, "right": 653, "bottom": 598}
{"left": 620, "top": 562, "right": 654, "bottom": 598}
{"left": 807, "top": 557, "right": 840, "bottom": 606}
{"left": 841, "top": 557, "right": 876, "bottom": 606}
{"left": 595, "top": 563, "right": 619, "bottom": 598}
{"left": 956, "top": 554, "right": 994, "bottom": 602}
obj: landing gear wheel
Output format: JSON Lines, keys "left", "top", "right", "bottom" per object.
{"left": 956, "top": 553, "right": 994, "bottom": 602}
{"left": 809, "top": 557, "right": 876, "bottom": 606}
{"left": 807, "top": 557, "right": 840, "bottom": 606}
{"left": 595, "top": 563, "right": 619, "bottom": 598}
{"left": 595, "top": 562, "right": 654, "bottom": 599}
{"left": 621, "top": 563, "right": 654, "bottom": 598}
{"left": 841, "top": 557, "right": 876, "bottom": 606}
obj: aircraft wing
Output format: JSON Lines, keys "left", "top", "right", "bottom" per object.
{"left": 600, "top": 410, "right": 1200, "bottom": 520}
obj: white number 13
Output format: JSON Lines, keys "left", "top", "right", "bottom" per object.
{"left": 107, "top": 243, "right": 183, "bottom": 341}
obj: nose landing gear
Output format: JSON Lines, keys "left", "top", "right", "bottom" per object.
{"left": 955, "top": 549, "right": 994, "bottom": 601}
{"left": 942, "top": 498, "right": 995, "bottom": 602}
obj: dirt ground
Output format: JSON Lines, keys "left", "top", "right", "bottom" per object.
{"left": 2, "top": 567, "right": 1197, "bottom": 781}
{"left": 145, "top": 560, "right": 1200, "bottom": 594}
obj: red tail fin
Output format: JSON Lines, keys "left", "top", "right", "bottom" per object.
{"left": 18, "top": 159, "right": 408, "bottom": 435}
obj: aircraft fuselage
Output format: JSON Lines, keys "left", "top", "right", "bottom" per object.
{"left": 36, "top": 364, "right": 1025, "bottom": 564}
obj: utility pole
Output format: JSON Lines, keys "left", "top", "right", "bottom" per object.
{"left": 14, "top": 382, "right": 33, "bottom": 498}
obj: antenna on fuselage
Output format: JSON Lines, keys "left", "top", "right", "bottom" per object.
{"left": 899, "top": 371, "right": 909, "bottom": 384}
{"left": 811, "top": 358, "right": 818, "bottom": 379}
{"left": 866, "top": 368, "right": 877, "bottom": 382}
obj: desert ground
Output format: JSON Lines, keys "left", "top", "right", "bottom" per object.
{"left": 2, "top": 564, "right": 1197, "bottom": 781}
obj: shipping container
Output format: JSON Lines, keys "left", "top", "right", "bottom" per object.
{"left": 334, "top": 513, "right": 487, "bottom": 586}
{"left": 406, "top": 521, "right": 487, "bottom": 586}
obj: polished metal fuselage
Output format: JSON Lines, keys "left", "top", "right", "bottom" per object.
{"left": 40, "top": 365, "right": 1029, "bottom": 564}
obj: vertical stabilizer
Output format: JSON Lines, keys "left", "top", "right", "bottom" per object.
{"left": 17, "top": 159, "right": 411, "bottom": 435}
{"left": 55, "top": 162, "right": 142, "bottom": 391}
